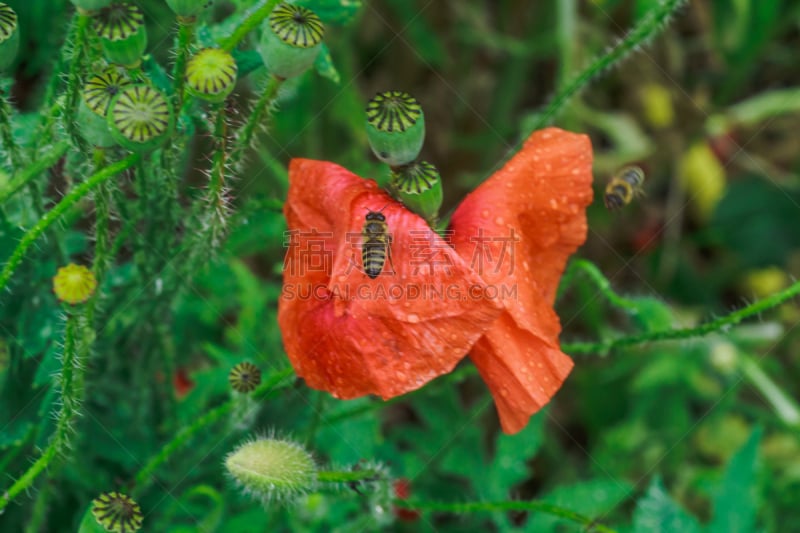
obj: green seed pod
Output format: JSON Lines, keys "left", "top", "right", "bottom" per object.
{"left": 107, "top": 84, "right": 173, "bottom": 153}
{"left": 79, "top": 68, "right": 131, "bottom": 147}
{"left": 257, "top": 3, "right": 324, "bottom": 79}
{"left": 185, "top": 48, "right": 238, "bottom": 103}
{"left": 70, "top": 0, "right": 113, "bottom": 12}
{"left": 225, "top": 436, "right": 317, "bottom": 503}
{"left": 77, "top": 492, "right": 143, "bottom": 533}
{"left": 0, "top": 4, "right": 19, "bottom": 71}
{"left": 229, "top": 362, "right": 262, "bottom": 393}
{"left": 93, "top": 3, "right": 147, "bottom": 68}
{"left": 165, "top": 0, "right": 213, "bottom": 18}
{"left": 391, "top": 160, "right": 442, "bottom": 223}
{"left": 365, "top": 91, "right": 425, "bottom": 166}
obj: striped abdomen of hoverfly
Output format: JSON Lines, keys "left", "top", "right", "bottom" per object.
{"left": 362, "top": 211, "right": 392, "bottom": 279}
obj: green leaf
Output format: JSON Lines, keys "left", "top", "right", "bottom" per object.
{"left": 526, "top": 478, "right": 633, "bottom": 531}
{"left": 633, "top": 476, "right": 701, "bottom": 533}
{"left": 708, "top": 426, "right": 763, "bottom": 533}
{"left": 295, "top": 0, "right": 363, "bottom": 25}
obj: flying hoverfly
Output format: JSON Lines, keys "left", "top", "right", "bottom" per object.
{"left": 604, "top": 165, "right": 645, "bottom": 211}
{"left": 361, "top": 208, "right": 393, "bottom": 279}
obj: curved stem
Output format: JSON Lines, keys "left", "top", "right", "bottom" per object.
{"left": 525, "top": 0, "right": 687, "bottom": 133}
{"left": 562, "top": 277, "right": 800, "bottom": 355}
{"left": 557, "top": 259, "right": 638, "bottom": 311}
{"left": 63, "top": 13, "right": 91, "bottom": 152}
{"left": 220, "top": 0, "right": 282, "bottom": 52}
{"left": 0, "top": 153, "right": 140, "bottom": 294}
{"left": 172, "top": 17, "right": 196, "bottom": 112}
{"left": 231, "top": 76, "right": 282, "bottom": 165}
{"left": 132, "top": 368, "right": 294, "bottom": 494}
{"left": 394, "top": 499, "right": 617, "bottom": 533}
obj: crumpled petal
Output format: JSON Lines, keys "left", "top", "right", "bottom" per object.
{"left": 449, "top": 128, "right": 594, "bottom": 433}
{"left": 279, "top": 159, "right": 502, "bottom": 400}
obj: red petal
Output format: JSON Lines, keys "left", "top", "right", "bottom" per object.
{"left": 280, "top": 159, "right": 502, "bottom": 400}
{"left": 449, "top": 128, "right": 593, "bottom": 433}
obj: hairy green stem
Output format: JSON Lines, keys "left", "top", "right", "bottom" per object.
{"left": 91, "top": 148, "right": 112, "bottom": 279}
{"left": 0, "top": 140, "right": 69, "bottom": 205}
{"left": 0, "top": 153, "right": 140, "bottom": 294}
{"left": 220, "top": 0, "right": 282, "bottom": 52}
{"left": 562, "top": 275, "right": 800, "bottom": 355}
{"left": 558, "top": 258, "right": 639, "bottom": 311}
{"left": 132, "top": 368, "right": 294, "bottom": 493}
{"left": 63, "top": 13, "right": 91, "bottom": 152}
{"left": 394, "top": 499, "right": 616, "bottom": 533}
{"left": 317, "top": 469, "right": 383, "bottom": 484}
{"left": 172, "top": 17, "right": 196, "bottom": 112}
{"left": 232, "top": 76, "right": 282, "bottom": 165}
{"left": 525, "top": 0, "right": 686, "bottom": 133}
{"left": 0, "top": 81, "right": 22, "bottom": 170}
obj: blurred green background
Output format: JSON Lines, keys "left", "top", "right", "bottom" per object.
{"left": 3, "top": 0, "right": 800, "bottom": 531}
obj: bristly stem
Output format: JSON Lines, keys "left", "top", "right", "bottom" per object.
{"left": 0, "top": 140, "right": 69, "bottom": 204}
{"left": 231, "top": 75, "right": 283, "bottom": 165}
{"left": 132, "top": 368, "right": 295, "bottom": 494}
{"left": 525, "top": 0, "right": 687, "bottom": 133}
{"left": 0, "top": 79, "right": 22, "bottom": 170}
{"left": 561, "top": 273, "right": 800, "bottom": 356}
{"left": 220, "top": 0, "right": 282, "bottom": 52}
{"left": 172, "top": 17, "right": 196, "bottom": 113}
{"left": 394, "top": 499, "right": 617, "bottom": 533}
{"left": 316, "top": 469, "right": 384, "bottom": 484}
{"left": 557, "top": 259, "right": 639, "bottom": 311}
{"left": 92, "top": 148, "right": 112, "bottom": 280}
{"left": 62, "top": 13, "right": 91, "bottom": 153}
{"left": 0, "top": 153, "right": 140, "bottom": 294}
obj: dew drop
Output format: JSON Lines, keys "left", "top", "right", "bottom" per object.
{"left": 481, "top": 209, "right": 490, "bottom": 219}
{"left": 494, "top": 216, "right": 504, "bottom": 225}
{"left": 407, "top": 313, "right": 420, "bottom": 323}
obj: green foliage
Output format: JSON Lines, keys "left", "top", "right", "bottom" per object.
{"left": 1, "top": 0, "right": 799, "bottom": 531}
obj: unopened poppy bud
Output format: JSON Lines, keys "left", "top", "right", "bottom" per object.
{"left": 93, "top": 3, "right": 147, "bottom": 68}
{"left": 185, "top": 48, "right": 238, "bottom": 103}
{"left": 78, "top": 492, "right": 143, "bottom": 533}
{"left": 365, "top": 91, "right": 425, "bottom": 166}
{"left": 229, "top": 362, "right": 262, "bottom": 393}
{"left": 79, "top": 67, "right": 131, "bottom": 147}
{"left": 225, "top": 436, "right": 317, "bottom": 503}
{"left": 391, "top": 160, "right": 442, "bottom": 223}
{"left": 0, "top": 4, "right": 19, "bottom": 71}
{"left": 166, "top": 0, "right": 213, "bottom": 18}
{"left": 107, "top": 84, "right": 173, "bottom": 153}
{"left": 70, "top": 0, "right": 113, "bottom": 12}
{"left": 257, "top": 3, "right": 324, "bottom": 79}
{"left": 53, "top": 264, "right": 97, "bottom": 305}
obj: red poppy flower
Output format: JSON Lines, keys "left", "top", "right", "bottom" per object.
{"left": 279, "top": 128, "right": 593, "bottom": 434}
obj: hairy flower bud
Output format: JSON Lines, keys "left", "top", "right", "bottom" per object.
{"left": 366, "top": 91, "right": 425, "bottom": 166}
{"left": 93, "top": 3, "right": 147, "bottom": 68}
{"left": 53, "top": 264, "right": 97, "bottom": 305}
{"left": 225, "top": 436, "right": 317, "bottom": 503}
{"left": 257, "top": 3, "right": 324, "bottom": 79}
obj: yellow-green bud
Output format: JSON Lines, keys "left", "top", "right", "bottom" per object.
{"left": 107, "top": 84, "right": 173, "bottom": 153}
{"left": 166, "top": 0, "right": 213, "bottom": 18}
{"left": 0, "top": 4, "right": 19, "bottom": 71}
{"left": 366, "top": 91, "right": 425, "bottom": 166}
{"left": 391, "top": 160, "right": 442, "bottom": 223}
{"left": 185, "top": 48, "right": 238, "bottom": 103}
{"left": 225, "top": 436, "right": 317, "bottom": 503}
{"left": 257, "top": 3, "right": 324, "bottom": 79}
{"left": 93, "top": 3, "right": 147, "bottom": 68}
{"left": 77, "top": 492, "right": 143, "bottom": 533}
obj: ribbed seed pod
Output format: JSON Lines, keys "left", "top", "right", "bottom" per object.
{"left": 229, "top": 362, "right": 262, "bottom": 393}
{"left": 257, "top": 3, "right": 324, "bottom": 79}
{"left": 78, "top": 67, "right": 131, "bottom": 147}
{"left": 0, "top": 4, "right": 19, "bottom": 71}
{"left": 391, "top": 161, "right": 443, "bottom": 223}
{"left": 93, "top": 3, "right": 147, "bottom": 68}
{"left": 185, "top": 48, "right": 238, "bottom": 103}
{"left": 83, "top": 492, "right": 143, "bottom": 533}
{"left": 70, "top": 0, "right": 114, "bottom": 12}
{"left": 166, "top": 0, "right": 213, "bottom": 18}
{"left": 365, "top": 91, "right": 425, "bottom": 166}
{"left": 107, "top": 84, "right": 173, "bottom": 153}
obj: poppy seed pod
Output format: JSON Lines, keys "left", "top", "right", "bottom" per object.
{"left": 93, "top": 3, "right": 147, "bottom": 68}
{"left": 70, "top": 0, "right": 113, "bottom": 11}
{"left": 78, "top": 68, "right": 131, "bottom": 147}
{"left": 185, "top": 48, "right": 238, "bottom": 103}
{"left": 0, "top": 4, "right": 19, "bottom": 72}
{"left": 257, "top": 3, "right": 324, "bottom": 79}
{"left": 165, "top": 0, "right": 213, "bottom": 18}
{"left": 365, "top": 91, "right": 425, "bottom": 166}
{"left": 78, "top": 492, "right": 143, "bottom": 533}
{"left": 228, "top": 362, "right": 262, "bottom": 393}
{"left": 390, "top": 160, "right": 442, "bottom": 223}
{"left": 225, "top": 437, "right": 317, "bottom": 503}
{"left": 107, "top": 84, "right": 173, "bottom": 153}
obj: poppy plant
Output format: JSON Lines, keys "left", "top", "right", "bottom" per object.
{"left": 279, "top": 128, "right": 593, "bottom": 434}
